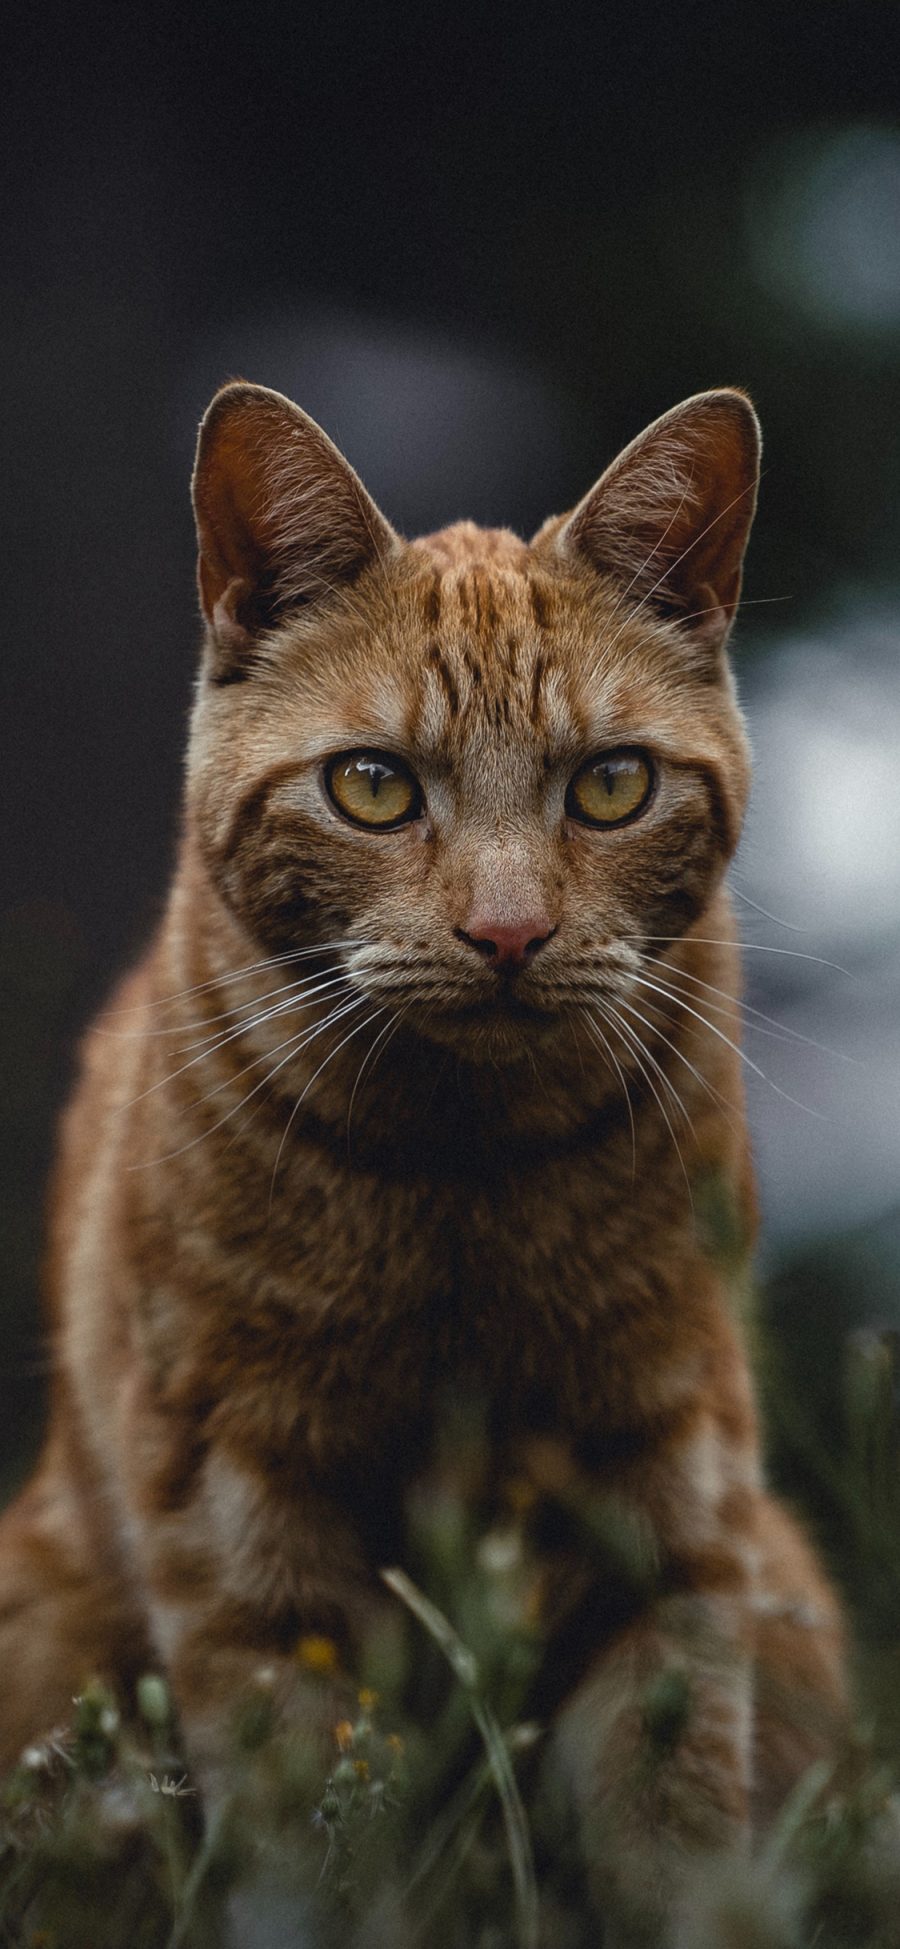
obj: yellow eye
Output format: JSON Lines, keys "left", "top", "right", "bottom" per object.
{"left": 325, "top": 751, "right": 422, "bottom": 829}
{"left": 567, "top": 749, "right": 654, "bottom": 827}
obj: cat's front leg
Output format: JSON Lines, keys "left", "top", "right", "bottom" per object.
{"left": 143, "top": 1575, "right": 380, "bottom": 1948}
{"left": 156, "top": 1597, "right": 353, "bottom": 1790}
{"left": 548, "top": 1417, "right": 759, "bottom": 1946}
{"left": 134, "top": 1459, "right": 379, "bottom": 1809}
{"left": 553, "top": 1582, "right": 753, "bottom": 1946}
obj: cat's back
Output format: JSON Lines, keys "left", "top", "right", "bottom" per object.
{"left": 0, "top": 957, "right": 162, "bottom": 1765}
{"left": 46, "top": 954, "right": 160, "bottom": 1307}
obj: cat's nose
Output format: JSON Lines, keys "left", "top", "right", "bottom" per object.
{"left": 456, "top": 917, "right": 555, "bottom": 968}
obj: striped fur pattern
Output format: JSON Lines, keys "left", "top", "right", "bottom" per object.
{"left": 0, "top": 384, "right": 845, "bottom": 1937}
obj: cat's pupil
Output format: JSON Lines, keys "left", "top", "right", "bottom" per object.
{"left": 358, "top": 761, "right": 387, "bottom": 798}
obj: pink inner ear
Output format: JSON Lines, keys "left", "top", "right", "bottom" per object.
{"left": 210, "top": 578, "right": 255, "bottom": 656}
{"left": 678, "top": 580, "right": 730, "bottom": 641}
{"left": 192, "top": 383, "right": 398, "bottom": 641}
{"left": 554, "top": 390, "right": 761, "bottom": 638}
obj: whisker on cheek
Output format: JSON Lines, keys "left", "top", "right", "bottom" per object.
{"left": 268, "top": 1006, "right": 389, "bottom": 1209}
{"left": 104, "top": 938, "right": 365, "bottom": 1016}
{"left": 590, "top": 997, "right": 695, "bottom": 1209}
{"left": 121, "top": 974, "right": 357, "bottom": 1107}
{"left": 632, "top": 955, "right": 852, "bottom": 1062}
{"left": 623, "top": 934, "right": 851, "bottom": 976}
{"left": 346, "top": 1005, "right": 411, "bottom": 1155}
{"left": 627, "top": 969, "right": 827, "bottom": 1119}
{"left": 127, "top": 992, "right": 367, "bottom": 1169}
{"left": 579, "top": 1007, "right": 636, "bottom": 1181}
{"left": 101, "top": 963, "right": 355, "bottom": 1043}
{"left": 615, "top": 991, "right": 739, "bottom": 1130}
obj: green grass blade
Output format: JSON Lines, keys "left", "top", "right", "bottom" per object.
{"left": 381, "top": 1566, "right": 539, "bottom": 1949}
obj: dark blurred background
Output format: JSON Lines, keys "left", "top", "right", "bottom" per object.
{"left": 2, "top": 0, "right": 899, "bottom": 1495}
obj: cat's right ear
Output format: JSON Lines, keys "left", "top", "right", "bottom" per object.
{"left": 192, "top": 382, "right": 399, "bottom": 680}
{"left": 536, "top": 389, "right": 761, "bottom": 660}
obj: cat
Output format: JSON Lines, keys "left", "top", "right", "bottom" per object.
{"left": 0, "top": 379, "right": 846, "bottom": 1939}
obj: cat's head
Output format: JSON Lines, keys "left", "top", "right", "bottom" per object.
{"left": 187, "top": 381, "right": 758, "bottom": 1065}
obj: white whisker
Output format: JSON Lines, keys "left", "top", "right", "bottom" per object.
{"left": 122, "top": 976, "right": 355, "bottom": 1108}
{"left": 600, "top": 477, "right": 694, "bottom": 632}
{"left": 604, "top": 472, "right": 761, "bottom": 659}
{"left": 592, "top": 999, "right": 694, "bottom": 1208}
{"left": 106, "top": 939, "right": 364, "bottom": 1016}
{"left": 615, "top": 992, "right": 738, "bottom": 1130}
{"left": 607, "top": 1001, "right": 692, "bottom": 1131}
{"left": 626, "top": 970, "right": 827, "bottom": 1119}
{"left": 625, "top": 936, "right": 850, "bottom": 976}
{"left": 179, "top": 991, "right": 364, "bottom": 1123}
{"left": 567, "top": 1014, "right": 588, "bottom": 1083}
{"left": 268, "top": 1007, "right": 388, "bottom": 1209}
{"left": 579, "top": 1007, "right": 636, "bottom": 1180}
{"left": 728, "top": 883, "right": 808, "bottom": 933}
{"left": 672, "top": 592, "right": 792, "bottom": 632}
{"left": 97, "top": 964, "right": 354, "bottom": 1043}
{"left": 128, "top": 994, "right": 368, "bottom": 1170}
{"left": 175, "top": 970, "right": 353, "bottom": 1051}
{"left": 633, "top": 956, "right": 851, "bottom": 1061}
{"left": 346, "top": 1007, "right": 409, "bottom": 1152}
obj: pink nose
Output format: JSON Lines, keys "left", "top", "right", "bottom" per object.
{"left": 457, "top": 917, "right": 555, "bottom": 968}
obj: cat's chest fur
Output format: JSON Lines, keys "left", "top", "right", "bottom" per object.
{"left": 134, "top": 1106, "right": 708, "bottom": 1525}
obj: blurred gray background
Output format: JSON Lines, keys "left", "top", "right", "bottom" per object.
{"left": 2, "top": 0, "right": 899, "bottom": 1489}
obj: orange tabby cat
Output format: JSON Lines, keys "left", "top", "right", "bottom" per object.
{"left": 0, "top": 381, "right": 846, "bottom": 1937}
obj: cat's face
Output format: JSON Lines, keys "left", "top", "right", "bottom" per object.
{"left": 188, "top": 385, "right": 757, "bottom": 1065}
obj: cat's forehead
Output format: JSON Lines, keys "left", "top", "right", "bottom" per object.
{"left": 399, "top": 525, "right": 636, "bottom": 763}
{"left": 410, "top": 521, "right": 531, "bottom": 574}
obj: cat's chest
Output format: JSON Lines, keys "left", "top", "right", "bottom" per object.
{"left": 176, "top": 1144, "right": 709, "bottom": 1579}
{"left": 236, "top": 1141, "right": 665, "bottom": 1429}
{"left": 274, "top": 1138, "right": 628, "bottom": 1324}
{"left": 167, "top": 1116, "right": 697, "bottom": 1498}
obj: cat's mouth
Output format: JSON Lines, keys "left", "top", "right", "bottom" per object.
{"left": 410, "top": 985, "right": 563, "bottom": 1063}
{"left": 454, "top": 992, "right": 550, "bottom": 1023}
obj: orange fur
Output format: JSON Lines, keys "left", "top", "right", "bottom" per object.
{"left": 0, "top": 384, "right": 846, "bottom": 1935}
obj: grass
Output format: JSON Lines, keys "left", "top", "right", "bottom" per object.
{"left": 3, "top": 1328, "right": 900, "bottom": 1947}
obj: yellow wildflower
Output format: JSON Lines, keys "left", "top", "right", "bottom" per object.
{"left": 295, "top": 1633, "right": 339, "bottom": 1674}
{"left": 357, "top": 1686, "right": 379, "bottom": 1711}
{"left": 334, "top": 1719, "right": 355, "bottom": 1752}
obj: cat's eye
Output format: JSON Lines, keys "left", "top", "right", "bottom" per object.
{"left": 325, "top": 751, "right": 423, "bottom": 829}
{"left": 566, "top": 749, "right": 654, "bottom": 828}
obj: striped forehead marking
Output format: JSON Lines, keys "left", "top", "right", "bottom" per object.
{"left": 418, "top": 566, "right": 554, "bottom": 631}
{"left": 426, "top": 643, "right": 460, "bottom": 717}
{"left": 409, "top": 567, "right": 574, "bottom": 753}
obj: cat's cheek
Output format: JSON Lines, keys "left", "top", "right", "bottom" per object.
{"left": 575, "top": 811, "right": 729, "bottom": 948}
{"left": 207, "top": 843, "right": 355, "bottom": 954}
{"left": 644, "top": 825, "right": 731, "bottom": 940}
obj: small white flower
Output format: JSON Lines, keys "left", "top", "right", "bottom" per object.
{"left": 477, "top": 1526, "right": 521, "bottom": 1574}
{"left": 149, "top": 1771, "right": 195, "bottom": 1798}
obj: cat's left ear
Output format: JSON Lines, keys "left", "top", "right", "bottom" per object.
{"left": 192, "top": 381, "right": 399, "bottom": 678}
{"left": 541, "top": 389, "right": 761, "bottom": 655}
